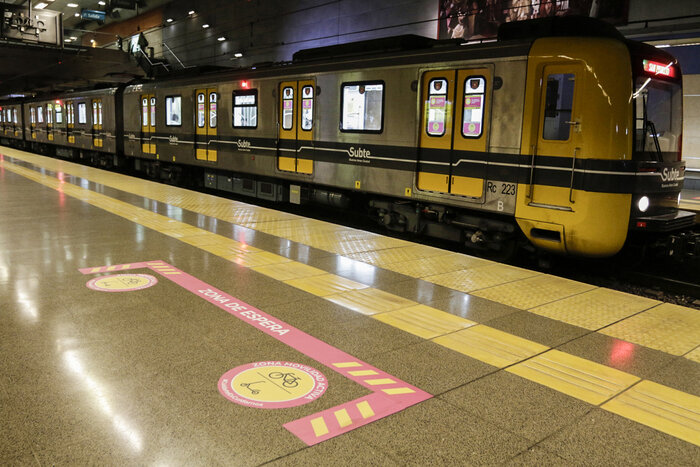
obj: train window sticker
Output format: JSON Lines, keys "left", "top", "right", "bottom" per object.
{"left": 282, "top": 86, "right": 294, "bottom": 130}
{"left": 232, "top": 89, "right": 258, "bottom": 128}
{"left": 209, "top": 92, "right": 217, "bottom": 129}
{"left": 340, "top": 81, "right": 384, "bottom": 133}
{"left": 150, "top": 97, "right": 156, "bottom": 128}
{"left": 427, "top": 78, "right": 448, "bottom": 137}
{"left": 55, "top": 103, "right": 63, "bottom": 124}
{"left": 542, "top": 73, "right": 575, "bottom": 141}
{"left": 301, "top": 85, "right": 313, "bottom": 131}
{"left": 38, "top": 106, "right": 44, "bottom": 123}
{"left": 166, "top": 96, "right": 182, "bottom": 126}
{"left": 142, "top": 98, "right": 149, "bottom": 127}
{"left": 462, "top": 76, "right": 485, "bottom": 138}
{"left": 197, "top": 93, "right": 206, "bottom": 128}
{"left": 78, "top": 103, "right": 87, "bottom": 124}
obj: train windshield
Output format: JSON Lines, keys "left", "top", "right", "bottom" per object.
{"left": 632, "top": 77, "right": 682, "bottom": 162}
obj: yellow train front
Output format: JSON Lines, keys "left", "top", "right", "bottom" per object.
{"left": 508, "top": 19, "right": 693, "bottom": 257}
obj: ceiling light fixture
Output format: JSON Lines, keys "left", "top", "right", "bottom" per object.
{"left": 218, "top": 36, "right": 225, "bottom": 41}
{"left": 67, "top": 3, "right": 79, "bottom": 7}
{"left": 98, "top": 0, "right": 106, "bottom": 4}
{"left": 188, "top": 10, "right": 195, "bottom": 15}
{"left": 74, "top": 12, "right": 80, "bottom": 17}
{"left": 234, "top": 52, "right": 243, "bottom": 58}
{"left": 202, "top": 24, "right": 209, "bottom": 28}
{"left": 166, "top": 18, "right": 173, "bottom": 23}
{"left": 34, "top": 2, "right": 49, "bottom": 9}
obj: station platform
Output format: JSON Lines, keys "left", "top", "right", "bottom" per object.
{"left": 1, "top": 146, "right": 699, "bottom": 465}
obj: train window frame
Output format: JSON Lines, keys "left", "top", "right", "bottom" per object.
{"left": 340, "top": 80, "right": 385, "bottom": 134}
{"left": 209, "top": 92, "right": 217, "bottom": 129}
{"left": 165, "top": 95, "right": 182, "bottom": 127}
{"left": 196, "top": 92, "right": 206, "bottom": 128}
{"left": 78, "top": 102, "right": 87, "bottom": 124}
{"left": 281, "top": 86, "right": 294, "bottom": 131}
{"left": 461, "top": 75, "right": 486, "bottom": 139}
{"left": 426, "top": 77, "right": 448, "bottom": 137}
{"left": 55, "top": 103, "right": 63, "bottom": 124}
{"left": 542, "top": 73, "right": 575, "bottom": 141}
{"left": 301, "top": 85, "right": 314, "bottom": 131}
{"left": 232, "top": 89, "right": 258, "bottom": 129}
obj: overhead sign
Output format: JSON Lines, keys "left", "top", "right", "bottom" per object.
{"left": 81, "top": 9, "right": 106, "bottom": 21}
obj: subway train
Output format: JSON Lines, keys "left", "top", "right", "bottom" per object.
{"left": 1, "top": 16, "right": 697, "bottom": 260}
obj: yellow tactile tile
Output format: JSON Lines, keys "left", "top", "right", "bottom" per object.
{"left": 424, "top": 263, "right": 539, "bottom": 292}
{"left": 472, "top": 274, "right": 596, "bottom": 310}
{"left": 346, "top": 245, "right": 448, "bottom": 266}
{"left": 600, "top": 303, "right": 700, "bottom": 356}
{"left": 603, "top": 380, "right": 700, "bottom": 446}
{"left": 320, "top": 237, "right": 409, "bottom": 256}
{"left": 284, "top": 274, "right": 368, "bottom": 297}
{"left": 433, "top": 325, "right": 549, "bottom": 368}
{"left": 384, "top": 253, "right": 491, "bottom": 278}
{"left": 178, "top": 233, "right": 230, "bottom": 248}
{"left": 685, "top": 347, "right": 700, "bottom": 364}
{"left": 325, "top": 288, "right": 418, "bottom": 315}
{"left": 200, "top": 241, "right": 262, "bottom": 258}
{"left": 251, "top": 261, "right": 327, "bottom": 281}
{"left": 530, "top": 288, "right": 660, "bottom": 330}
{"left": 373, "top": 305, "right": 476, "bottom": 339}
{"left": 507, "top": 349, "right": 640, "bottom": 405}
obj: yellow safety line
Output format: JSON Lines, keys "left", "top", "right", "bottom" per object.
{"left": 2, "top": 152, "right": 700, "bottom": 447}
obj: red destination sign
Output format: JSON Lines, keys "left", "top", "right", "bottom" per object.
{"left": 643, "top": 60, "right": 675, "bottom": 78}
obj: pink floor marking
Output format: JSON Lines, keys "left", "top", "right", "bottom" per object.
{"left": 80, "top": 260, "right": 432, "bottom": 445}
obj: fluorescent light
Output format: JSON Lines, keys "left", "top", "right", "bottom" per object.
{"left": 34, "top": 2, "right": 49, "bottom": 9}
{"left": 90, "top": 39, "right": 95, "bottom": 43}
{"left": 70, "top": 36, "right": 77, "bottom": 40}
{"left": 166, "top": 18, "right": 173, "bottom": 23}
{"left": 64, "top": 38, "right": 72, "bottom": 42}
{"left": 188, "top": 10, "right": 195, "bottom": 15}
{"left": 218, "top": 36, "right": 225, "bottom": 41}
{"left": 234, "top": 52, "right": 242, "bottom": 58}
{"left": 98, "top": 0, "right": 106, "bottom": 4}
{"left": 67, "top": 3, "right": 79, "bottom": 7}
{"left": 202, "top": 24, "right": 209, "bottom": 28}
{"left": 74, "top": 12, "right": 80, "bottom": 17}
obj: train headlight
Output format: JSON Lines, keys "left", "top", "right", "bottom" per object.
{"left": 638, "top": 196, "right": 650, "bottom": 212}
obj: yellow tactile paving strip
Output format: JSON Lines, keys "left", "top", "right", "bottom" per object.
{"left": 3, "top": 151, "right": 700, "bottom": 447}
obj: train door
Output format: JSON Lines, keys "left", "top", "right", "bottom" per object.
{"left": 195, "top": 88, "right": 218, "bottom": 162}
{"left": 140, "top": 94, "right": 156, "bottom": 155}
{"left": 277, "top": 80, "right": 314, "bottom": 174}
{"left": 92, "top": 99, "right": 103, "bottom": 148}
{"left": 528, "top": 64, "right": 583, "bottom": 210}
{"left": 66, "top": 101, "right": 75, "bottom": 144}
{"left": 47, "top": 103, "right": 54, "bottom": 141}
{"left": 417, "top": 68, "right": 491, "bottom": 198}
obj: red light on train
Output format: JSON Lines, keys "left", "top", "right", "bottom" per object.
{"left": 241, "top": 80, "right": 249, "bottom": 89}
{"left": 643, "top": 60, "right": 675, "bottom": 78}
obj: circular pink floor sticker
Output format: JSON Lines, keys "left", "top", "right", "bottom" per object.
{"left": 218, "top": 361, "right": 327, "bottom": 409}
{"left": 86, "top": 274, "right": 158, "bottom": 292}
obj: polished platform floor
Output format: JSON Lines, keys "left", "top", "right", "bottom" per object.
{"left": 1, "top": 147, "right": 699, "bottom": 465}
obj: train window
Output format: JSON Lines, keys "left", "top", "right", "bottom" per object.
{"left": 301, "top": 85, "right": 313, "bottom": 131}
{"left": 1, "top": 109, "right": 4, "bottom": 123}
{"left": 142, "top": 98, "right": 149, "bottom": 127}
{"left": 340, "top": 81, "right": 384, "bottom": 132}
{"left": 462, "top": 76, "right": 485, "bottom": 138}
{"left": 55, "top": 103, "right": 63, "bottom": 124}
{"left": 427, "top": 78, "right": 448, "bottom": 136}
{"left": 38, "top": 106, "right": 44, "bottom": 123}
{"left": 78, "top": 103, "right": 87, "bottom": 124}
{"left": 542, "top": 73, "right": 574, "bottom": 141}
{"left": 13, "top": 109, "right": 18, "bottom": 124}
{"left": 232, "top": 89, "right": 258, "bottom": 128}
{"left": 150, "top": 97, "right": 156, "bottom": 128}
{"left": 197, "top": 93, "right": 205, "bottom": 128}
{"left": 47, "top": 104, "right": 54, "bottom": 124}
{"left": 30, "top": 107, "right": 35, "bottom": 124}
{"left": 66, "top": 103, "right": 72, "bottom": 125}
{"left": 165, "top": 96, "right": 182, "bottom": 126}
{"left": 98, "top": 101, "right": 103, "bottom": 126}
{"left": 92, "top": 102, "right": 98, "bottom": 126}
{"left": 282, "top": 86, "right": 294, "bottom": 130}
{"left": 209, "top": 92, "right": 217, "bottom": 128}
